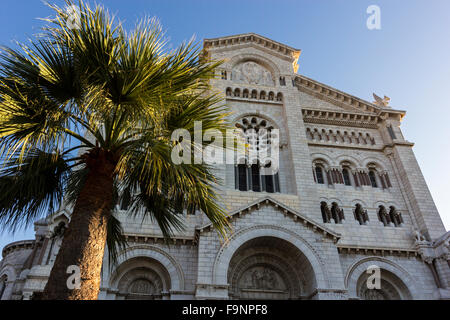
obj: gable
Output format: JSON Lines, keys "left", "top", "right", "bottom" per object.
{"left": 197, "top": 197, "right": 340, "bottom": 243}
{"left": 295, "top": 75, "right": 406, "bottom": 123}
{"left": 203, "top": 33, "right": 301, "bottom": 73}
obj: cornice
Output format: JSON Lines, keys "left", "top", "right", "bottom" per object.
{"left": 295, "top": 75, "right": 406, "bottom": 120}
{"left": 2, "top": 240, "right": 35, "bottom": 258}
{"left": 226, "top": 96, "right": 283, "bottom": 106}
{"left": 307, "top": 142, "right": 383, "bottom": 152}
{"left": 337, "top": 245, "right": 418, "bottom": 258}
{"left": 123, "top": 234, "right": 197, "bottom": 246}
{"left": 203, "top": 33, "right": 301, "bottom": 71}
{"left": 302, "top": 108, "right": 380, "bottom": 129}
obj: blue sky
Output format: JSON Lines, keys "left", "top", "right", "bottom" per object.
{"left": 0, "top": 0, "right": 449, "bottom": 250}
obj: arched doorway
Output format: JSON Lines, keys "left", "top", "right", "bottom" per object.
{"left": 227, "top": 237, "right": 317, "bottom": 300}
{"left": 113, "top": 257, "right": 171, "bottom": 300}
{"left": 356, "top": 269, "right": 412, "bottom": 300}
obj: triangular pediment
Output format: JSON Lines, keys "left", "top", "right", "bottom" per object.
{"left": 295, "top": 74, "right": 406, "bottom": 124}
{"left": 197, "top": 197, "right": 340, "bottom": 242}
{"left": 204, "top": 33, "right": 301, "bottom": 72}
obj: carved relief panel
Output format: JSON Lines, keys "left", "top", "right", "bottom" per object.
{"left": 232, "top": 61, "right": 274, "bottom": 86}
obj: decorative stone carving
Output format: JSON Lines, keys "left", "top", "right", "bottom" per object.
{"left": 129, "top": 278, "right": 155, "bottom": 295}
{"left": 413, "top": 230, "right": 427, "bottom": 244}
{"left": 372, "top": 93, "right": 391, "bottom": 108}
{"left": 241, "top": 266, "right": 282, "bottom": 291}
{"left": 232, "top": 61, "right": 274, "bottom": 86}
{"left": 358, "top": 279, "right": 401, "bottom": 300}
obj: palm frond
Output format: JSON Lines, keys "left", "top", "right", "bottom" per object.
{"left": 0, "top": 149, "right": 70, "bottom": 232}
{"left": 106, "top": 211, "right": 128, "bottom": 269}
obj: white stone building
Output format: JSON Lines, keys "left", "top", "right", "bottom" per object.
{"left": 1, "top": 33, "right": 449, "bottom": 300}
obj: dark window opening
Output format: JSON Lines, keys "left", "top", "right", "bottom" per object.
{"left": 369, "top": 171, "right": 378, "bottom": 188}
{"left": 238, "top": 164, "right": 248, "bottom": 191}
{"left": 251, "top": 164, "right": 261, "bottom": 192}
{"left": 315, "top": 166, "right": 325, "bottom": 184}
{"left": 343, "top": 169, "right": 352, "bottom": 186}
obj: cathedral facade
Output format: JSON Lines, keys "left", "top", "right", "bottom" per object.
{"left": 1, "top": 33, "right": 449, "bottom": 300}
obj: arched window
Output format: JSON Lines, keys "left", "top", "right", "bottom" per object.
{"left": 342, "top": 168, "right": 352, "bottom": 186}
{"left": 331, "top": 202, "right": 345, "bottom": 224}
{"left": 234, "top": 116, "right": 280, "bottom": 193}
{"left": 354, "top": 204, "right": 369, "bottom": 225}
{"left": 279, "top": 76, "right": 286, "bottom": 86}
{"left": 268, "top": 92, "right": 274, "bottom": 101}
{"left": 251, "top": 90, "right": 258, "bottom": 99}
{"left": 0, "top": 275, "right": 7, "bottom": 300}
{"left": 389, "top": 206, "right": 403, "bottom": 227}
{"left": 315, "top": 166, "right": 325, "bottom": 184}
{"left": 378, "top": 205, "right": 390, "bottom": 226}
{"left": 276, "top": 93, "right": 283, "bottom": 102}
{"left": 321, "top": 202, "right": 331, "bottom": 223}
{"left": 234, "top": 88, "right": 241, "bottom": 97}
{"left": 259, "top": 91, "right": 266, "bottom": 100}
{"left": 226, "top": 87, "right": 232, "bottom": 96}
{"left": 369, "top": 170, "right": 378, "bottom": 188}
{"left": 242, "top": 89, "right": 249, "bottom": 98}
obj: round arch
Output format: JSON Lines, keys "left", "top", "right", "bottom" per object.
{"left": 212, "top": 225, "right": 328, "bottom": 289}
{"left": 226, "top": 53, "right": 281, "bottom": 77}
{"left": 336, "top": 155, "right": 361, "bottom": 168}
{"left": 361, "top": 157, "right": 389, "bottom": 171}
{"left": 311, "top": 153, "right": 334, "bottom": 168}
{"left": 111, "top": 245, "right": 184, "bottom": 291}
{"left": 345, "top": 257, "right": 421, "bottom": 300}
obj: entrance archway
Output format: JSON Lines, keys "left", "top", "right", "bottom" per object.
{"left": 227, "top": 237, "right": 317, "bottom": 300}
{"left": 356, "top": 269, "right": 412, "bottom": 300}
{"left": 112, "top": 257, "right": 171, "bottom": 300}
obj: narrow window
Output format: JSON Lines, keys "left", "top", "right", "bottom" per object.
{"left": 251, "top": 164, "right": 261, "bottom": 192}
{"left": 264, "top": 174, "right": 275, "bottom": 193}
{"left": 279, "top": 76, "right": 286, "bottom": 86}
{"left": 331, "top": 202, "right": 344, "bottom": 224}
{"left": 354, "top": 204, "right": 369, "bottom": 225}
{"left": 369, "top": 171, "right": 378, "bottom": 188}
{"left": 238, "top": 164, "right": 248, "bottom": 191}
{"left": 221, "top": 71, "right": 227, "bottom": 80}
{"left": 343, "top": 169, "right": 352, "bottom": 186}
{"left": 378, "top": 205, "right": 389, "bottom": 226}
{"left": 315, "top": 166, "right": 325, "bottom": 184}
{"left": 389, "top": 206, "right": 403, "bottom": 227}
{"left": 321, "top": 202, "right": 331, "bottom": 223}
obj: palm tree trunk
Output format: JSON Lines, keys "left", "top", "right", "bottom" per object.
{"left": 41, "top": 152, "right": 116, "bottom": 300}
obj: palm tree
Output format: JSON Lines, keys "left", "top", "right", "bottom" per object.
{"left": 0, "top": 0, "right": 230, "bottom": 300}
